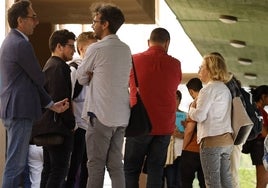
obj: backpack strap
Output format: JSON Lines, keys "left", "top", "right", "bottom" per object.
{"left": 69, "top": 62, "right": 79, "bottom": 69}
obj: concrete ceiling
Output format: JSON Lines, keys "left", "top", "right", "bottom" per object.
{"left": 165, "top": 0, "right": 268, "bottom": 87}
{"left": 31, "top": 0, "right": 155, "bottom": 24}
{"left": 30, "top": 0, "right": 267, "bottom": 87}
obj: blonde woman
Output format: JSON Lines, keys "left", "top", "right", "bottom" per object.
{"left": 188, "top": 54, "right": 233, "bottom": 187}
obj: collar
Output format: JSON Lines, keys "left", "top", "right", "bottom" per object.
{"left": 148, "top": 45, "right": 166, "bottom": 52}
{"left": 15, "top": 29, "right": 29, "bottom": 41}
{"left": 101, "top": 34, "right": 118, "bottom": 41}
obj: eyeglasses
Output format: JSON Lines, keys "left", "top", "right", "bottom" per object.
{"left": 65, "top": 44, "right": 75, "bottom": 50}
{"left": 92, "top": 19, "right": 103, "bottom": 24}
{"left": 25, "top": 15, "right": 38, "bottom": 21}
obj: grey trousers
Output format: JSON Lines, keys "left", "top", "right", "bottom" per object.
{"left": 86, "top": 117, "right": 126, "bottom": 188}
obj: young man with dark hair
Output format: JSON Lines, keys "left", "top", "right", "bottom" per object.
{"left": 181, "top": 78, "right": 206, "bottom": 188}
{"left": 32, "top": 29, "right": 76, "bottom": 188}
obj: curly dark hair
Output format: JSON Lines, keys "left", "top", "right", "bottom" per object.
{"left": 91, "top": 3, "right": 125, "bottom": 34}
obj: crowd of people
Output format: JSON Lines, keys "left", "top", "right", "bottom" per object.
{"left": 0, "top": 1, "right": 268, "bottom": 188}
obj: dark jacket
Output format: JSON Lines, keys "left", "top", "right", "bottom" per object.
{"left": 0, "top": 29, "right": 52, "bottom": 120}
{"left": 32, "top": 56, "right": 75, "bottom": 138}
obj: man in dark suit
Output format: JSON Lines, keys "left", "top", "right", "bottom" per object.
{"left": 0, "top": 1, "right": 69, "bottom": 187}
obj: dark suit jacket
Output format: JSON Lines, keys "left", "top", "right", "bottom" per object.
{"left": 0, "top": 29, "right": 52, "bottom": 120}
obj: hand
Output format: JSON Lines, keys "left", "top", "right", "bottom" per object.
{"left": 49, "top": 98, "right": 69, "bottom": 113}
{"left": 173, "top": 127, "right": 184, "bottom": 139}
{"left": 181, "top": 120, "right": 186, "bottom": 127}
{"left": 87, "top": 71, "right": 93, "bottom": 81}
{"left": 190, "top": 100, "right": 197, "bottom": 108}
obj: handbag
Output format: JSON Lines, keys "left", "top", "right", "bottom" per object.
{"left": 125, "top": 59, "right": 152, "bottom": 137}
{"left": 32, "top": 133, "right": 64, "bottom": 146}
{"left": 232, "top": 96, "right": 254, "bottom": 145}
{"left": 165, "top": 136, "right": 175, "bottom": 165}
{"left": 31, "top": 110, "right": 69, "bottom": 146}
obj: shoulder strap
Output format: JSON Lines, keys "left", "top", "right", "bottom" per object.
{"left": 131, "top": 58, "right": 139, "bottom": 88}
{"left": 69, "top": 61, "right": 79, "bottom": 69}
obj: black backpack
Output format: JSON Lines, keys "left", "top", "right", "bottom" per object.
{"left": 225, "top": 77, "right": 262, "bottom": 142}
{"left": 240, "top": 88, "right": 262, "bottom": 141}
{"left": 69, "top": 61, "right": 83, "bottom": 99}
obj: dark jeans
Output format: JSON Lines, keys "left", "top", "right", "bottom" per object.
{"left": 124, "top": 135, "right": 171, "bottom": 188}
{"left": 23, "top": 155, "right": 31, "bottom": 188}
{"left": 181, "top": 150, "right": 206, "bottom": 188}
{"left": 65, "top": 128, "right": 88, "bottom": 188}
{"left": 163, "top": 157, "right": 182, "bottom": 188}
{"left": 40, "top": 135, "right": 73, "bottom": 188}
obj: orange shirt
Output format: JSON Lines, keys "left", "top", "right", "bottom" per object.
{"left": 184, "top": 132, "right": 200, "bottom": 153}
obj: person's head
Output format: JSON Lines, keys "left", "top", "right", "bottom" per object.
{"left": 176, "top": 90, "right": 182, "bottom": 109}
{"left": 8, "top": 0, "right": 39, "bottom": 36}
{"left": 252, "top": 85, "right": 268, "bottom": 107}
{"left": 198, "top": 53, "right": 229, "bottom": 84}
{"left": 186, "top": 77, "right": 203, "bottom": 99}
{"left": 210, "top": 52, "right": 225, "bottom": 60}
{"left": 148, "top": 27, "right": 170, "bottom": 52}
{"left": 49, "top": 29, "right": 76, "bottom": 62}
{"left": 76, "top": 31, "right": 97, "bottom": 58}
{"left": 91, "top": 3, "right": 125, "bottom": 39}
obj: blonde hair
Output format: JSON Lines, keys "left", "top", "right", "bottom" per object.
{"left": 203, "top": 54, "right": 230, "bottom": 82}
{"left": 76, "top": 31, "right": 96, "bottom": 55}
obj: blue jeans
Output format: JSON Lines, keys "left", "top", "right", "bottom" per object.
{"left": 2, "top": 118, "right": 33, "bottom": 188}
{"left": 23, "top": 156, "right": 31, "bottom": 188}
{"left": 124, "top": 135, "right": 170, "bottom": 188}
{"left": 200, "top": 145, "right": 233, "bottom": 188}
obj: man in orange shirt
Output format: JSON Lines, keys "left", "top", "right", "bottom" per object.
{"left": 181, "top": 77, "right": 205, "bottom": 188}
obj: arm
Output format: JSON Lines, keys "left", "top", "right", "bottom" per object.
{"left": 76, "top": 46, "right": 95, "bottom": 85}
{"left": 173, "top": 127, "right": 184, "bottom": 139}
{"left": 188, "top": 87, "right": 211, "bottom": 123}
{"left": 44, "top": 62, "right": 75, "bottom": 129}
{"left": 18, "top": 40, "right": 52, "bottom": 106}
{"left": 182, "top": 120, "right": 196, "bottom": 149}
{"left": 48, "top": 98, "right": 70, "bottom": 113}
